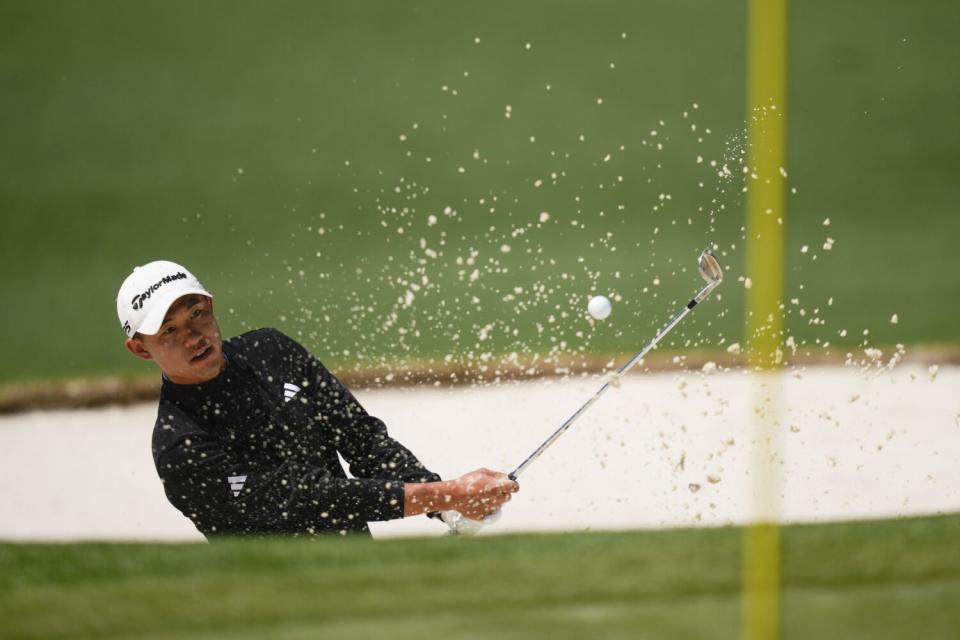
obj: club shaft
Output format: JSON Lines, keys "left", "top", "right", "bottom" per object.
{"left": 508, "top": 281, "right": 717, "bottom": 480}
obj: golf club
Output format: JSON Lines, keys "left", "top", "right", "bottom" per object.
{"left": 443, "top": 249, "right": 724, "bottom": 535}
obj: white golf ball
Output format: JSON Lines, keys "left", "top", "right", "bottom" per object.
{"left": 587, "top": 295, "right": 612, "bottom": 320}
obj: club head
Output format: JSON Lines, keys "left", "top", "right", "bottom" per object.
{"left": 698, "top": 249, "right": 723, "bottom": 285}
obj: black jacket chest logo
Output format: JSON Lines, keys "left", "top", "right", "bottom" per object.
{"left": 283, "top": 382, "right": 302, "bottom": 403}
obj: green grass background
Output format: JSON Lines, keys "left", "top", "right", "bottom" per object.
{"left": 1, "top": 1, "right": 958, "bottom": 384}
{"left": 2, "top": 514, "right": 958, "bottom": 639}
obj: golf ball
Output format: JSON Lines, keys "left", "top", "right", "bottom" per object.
{"left": 588, "top": 295, "right": 612, "bottom": 320}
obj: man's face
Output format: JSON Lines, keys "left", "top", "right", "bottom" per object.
{"left": 125, "top": 294, "right": 224, "bottom": 385}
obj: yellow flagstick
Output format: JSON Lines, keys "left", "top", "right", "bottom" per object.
{"left": 743, "top": 0, "right": 788, "bottom": 638}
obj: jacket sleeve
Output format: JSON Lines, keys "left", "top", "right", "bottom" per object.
{"left": 274, "top": 332, "right": 442, "bottom": 485}
{"left": 153, "top": 406, "right": 406, "bottom": 535}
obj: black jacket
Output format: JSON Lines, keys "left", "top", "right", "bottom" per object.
{"left": 151, "top": 328, "right": 440, "bottom": 537}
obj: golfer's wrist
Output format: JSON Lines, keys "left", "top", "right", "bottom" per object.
{"left": 403, "top": 480, "right": 455, "bottom": 517}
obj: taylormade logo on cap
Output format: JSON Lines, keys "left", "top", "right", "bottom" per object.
{"left": 116, "top": 261, "right": 212, "bottom": 337}
{"left": 130, "top": 272, "right": 188, "bottom": 310}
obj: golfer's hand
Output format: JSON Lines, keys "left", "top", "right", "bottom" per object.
{"left": 449, "top": 468, "right": 519, "bottom": 520}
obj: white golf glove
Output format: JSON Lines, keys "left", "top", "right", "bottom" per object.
{"left": 440, "top": 509, "right": 501, "bottom": 536}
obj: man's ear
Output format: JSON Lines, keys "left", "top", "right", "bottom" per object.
{"left": 125, "top": 337, "right": 153, "bottom": 361}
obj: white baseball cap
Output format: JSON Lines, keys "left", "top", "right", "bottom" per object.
{"left": 116, "top": 260, "right": 212, "bottom": 337}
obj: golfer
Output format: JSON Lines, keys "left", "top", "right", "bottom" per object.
{"left": 117, "top": 260, "right": 518, "bottom": 537}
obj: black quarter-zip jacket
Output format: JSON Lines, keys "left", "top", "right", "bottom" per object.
{"left": 151, "top": 328, "right": 440, "bottom": 537}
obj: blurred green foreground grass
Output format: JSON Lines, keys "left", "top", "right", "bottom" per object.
{"left": 1, "top": 514, "right": 958, "bottom": 639}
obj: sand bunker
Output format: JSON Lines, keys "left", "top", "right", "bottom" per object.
{"left": 0, "top": 364, "right": 957, "bottom": 541}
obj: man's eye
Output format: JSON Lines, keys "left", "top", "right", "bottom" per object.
{"left": 164, "top": 326, "right": 176, "bottom": 335}
{"left": 192, "top": 309, "right": 202, "bottom": 318}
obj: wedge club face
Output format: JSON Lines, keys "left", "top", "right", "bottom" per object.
{"left": 698, "top": 249, "right": 723, "bottom": 285}
{"left": 690, "top": 249, "right": 723, "bottom": 306}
